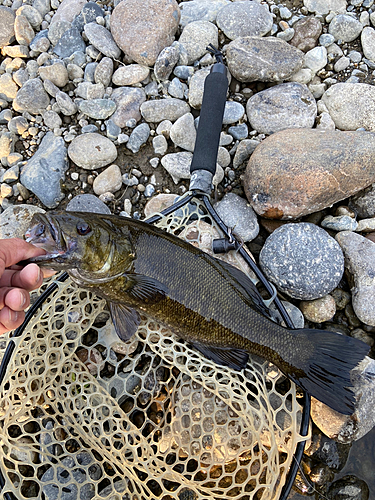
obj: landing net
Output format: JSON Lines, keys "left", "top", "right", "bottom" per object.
{"left": 0, "top": 198, "right": 307, "bottom": 500}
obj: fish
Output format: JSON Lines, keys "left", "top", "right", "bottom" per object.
{"left": 24, "top": 211, "right": 370, "bottom": 415}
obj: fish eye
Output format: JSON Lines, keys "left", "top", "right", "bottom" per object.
{"left": 76, "top": 221, "right": 91, "bottom": 235}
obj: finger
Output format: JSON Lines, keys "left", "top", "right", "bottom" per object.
{"left": 0, "top": 264, "right": 44, "bottom": 291}
{"left": 0, "top": 307, "right": 25, "bottom": 335}
{"left": 0, "top": 238, "right": 46, "bottom": 275}
{"left": 0, "top": 287, "right": 30, "bottom": 311}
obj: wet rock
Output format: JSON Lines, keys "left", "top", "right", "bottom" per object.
{"left": 161, "top": 152, "right": 223, "bottom": 185}
{"left": 214, "top": 192, "right": 259, "bottom": 242}
{"left": 290, "top": 16, "right": 322, "bottom": 52}
{"left": 244, "top": 129, "right": 375, "bottom": 219}
{"left": 179, "top": 0, "right": 229, "bottom": 28}
{"left": 327, "top": 475, "right": 369, "bottom": 500}
{"left": 50, "top": 0, "right": 87, "bottom": 26}
{"left": 304, "top": 0, "right": 346, "bottom": 15}
{"left": 322, "top": 83, "right": 375, "bottom": 131}
{"left": 94, "top": 57, "right": 113, "bottom": 88}
{"left": 53, "top": 28, "right": 86, "bottom": 58}
{"left": 78, "top": 99, "right": 116, "bottom": 120}
{"left": 216, "top": 1, "right": 272, "bottom": 40}
{"left": 39, "top": 63, "right": 69, "bottom": 88}
{"left": 68, "top": 133, "right": 117, "bottom": 169}
{"left": 260, "top": 223, "right": 344, "bottom": 300}
{"left": 127, "top": 123, "right": 150, "bottom": 153}
{"left": 0, "top": 6, "right": 15, "bottom": 49}
{"left": 300, "top": 295, "right": 337, "bottom": 323}
{"left": 321, "top": 215, "right": 358, "bottom": 231}
{"left": 329, "top": 14, "right": 363, "bottom": 43}
{"left": 13, "top": 78, "right": 50, "bottom": 115}
{"left": 0, "top": 205, "right": 45, "bottom": 239}
{"left": 20, "top": 132, "right": 68, "bottom": 208}
{"left": 154, "top": 44, "right": 180, "bottom": 81}
{"left": 188, "top": 67, "right": 210, "bottom": 109}
{"left": 336, "top": 231, "right": 375, "bottom": 326}
{"left": 84, "top": 23, "right": 121, "bottom": 59}
{"left": 14, "top": 15, "right": 35, "bottom": 46}
{"left": 178, "top": 21, "right": 218, "bottom": 65}
{"left": 112, "top": 65, "right": 150, "bottom": 86}
{"left": 111, "top": 0, "right": 180, "bottom": 66}
{"left": 93, "top": 164, "right": 122, "bottom": 195}
{"left": 141, "top": 98, "right": 190, "bottom": 123}
{"left": 246, "top": 82, "right": 316, "bottom": 135}
{"left": 361, "top": 27, "right": 375, "bottom": 62}
{"left": 170, "top": 112, "right": 196, "bottom": 152}
{"left": 305, "top": 428, "right": 351, "bottom": 472}
{"left": 226, "top": 36, "right": 304, "bottom": 83}
{"left": 110, "top": 87, "right": 146, "bottom": 128}
{"left": 66, "top": 193, "right": 110, "bottom": 214}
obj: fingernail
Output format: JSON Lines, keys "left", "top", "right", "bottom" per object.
{"left": 9, "top": 310, "right": 19, "bottom": 323}
{"left": 19, "top": 293, "right": 26, "bottom": 308}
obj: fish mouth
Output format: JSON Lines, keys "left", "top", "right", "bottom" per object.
{"left": 24, "top": 213, "right": 71, "bottom": 266}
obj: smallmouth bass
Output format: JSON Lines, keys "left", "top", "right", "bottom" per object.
{"left": 24, "top": 211, "right": 370, "bottom": 415}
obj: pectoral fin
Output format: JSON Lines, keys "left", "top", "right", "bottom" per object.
{"left": 126, "top": 273, "right": 168, "bottom": 303}
{"left": 109, "top": 302, "right": 141, "bottom": 341}
{"left": 191, "top": 343, "right": 249, "bottom": 371}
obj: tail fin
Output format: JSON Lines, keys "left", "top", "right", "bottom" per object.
{"left": 286, "top": 329, "right": 369, "bottom": 415}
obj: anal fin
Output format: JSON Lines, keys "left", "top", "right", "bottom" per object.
{"left": 191, "top": 343, "right": 248, "bottom": 371}
{"left": 109, "top": 302, "right": 141, "bottom": 341}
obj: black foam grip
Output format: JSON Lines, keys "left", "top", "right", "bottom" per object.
{"left": 190, "top": 70, "right": 228, "bottom": 175}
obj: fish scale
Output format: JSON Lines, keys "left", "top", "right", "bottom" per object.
{"left": 24, "top": 211, "right": 370, "bottom": 415}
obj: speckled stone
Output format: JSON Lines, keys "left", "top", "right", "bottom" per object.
{"left": 126, "top": 123, "right": 150, "bottom": 153}
{"left": 260, "top": 223, "right": 344, "bottom": 300}
{"left": 321, "top": 215, "right": 358, "bottom": 231}
{"left": 84, "top": 23, "right": 121, "bottom": 59}
{"left": 290, "top": 16, "right": 322, "bottom": 52}
{"left": 244, "top": 129, "right": 375, "bottom": 219}
{"left": 214, "top": 192, "right": 259, "bottom": 242}
{"left": 68, "top": 133, "right": 117, "bottom": 169}
{"left": 246, "top": 82, "right": 317, "bottom": 135}
{"left": 110, "top": 87, "right": 146, "bottom": 128}
{"left": 350, "top": 184, "right": 375, "bottom": 218}
{"left": 72, "top": 2, "right": 104, "bottom": 31}
{"left": 53, "top": 28, "right": 86, "bottom": 58}
{"left": 50, "top": 0, "right": 87, "bottom": 25}
{"left": 178, "top": 21, "right": 218, "bottom": 65}
{"left": 77, "top": 99, "right": 116, "bottom": 120}
{"left": 329, "top": 14, "right": 363, "bottom": 43}
{"left": 304, "top": 0, "right": 346, "bottom": 15}
{"left": 66, "top": 193, "right": 110, "bottom": 214}
{"left": 223, "top": 101, "right": 245, "bottom": 125}
{"left": 0, "top": 205, "right": 45, "bottom": 239}
{"left": 13, "top": 78, "right": 50, "bottom": 115}
{"left": 0, "top": 6, "right": 16, "bottom": 49}
{"left": 154, "top": 44, "right": 180, "bottom": 81}
{"left": 111, "top": 0, "right": 180, "bottom": 66}
{"left": 188, "top": 67, "right": 210, "bottom": 109}
{"left": 216, "top": 1, "right": 272, "bottom": 40}
{"left": 112, "top": 65, "right": 150, "bottom": 86}
{"left": 141, "top": 98, "right": 190, "bottom": 122}
{"left": 94, "top": 57, "right": 113, "bottom": 88}
{"left": 226, "top": 36, "right": 304, "bottom": 83}
{"left": 300, "top": 295, "right": 337, "bottom": 323}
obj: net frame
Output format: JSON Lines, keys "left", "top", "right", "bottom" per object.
{"left": 0, "top": 193, "right": 310, "bottom": 500}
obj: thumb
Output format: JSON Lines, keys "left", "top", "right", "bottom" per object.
{"left": 0, "top": 238, "right": 46, "bottom": 274}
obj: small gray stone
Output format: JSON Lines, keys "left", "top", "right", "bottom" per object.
{"left": 217, "top": 146, "right": 230, "bottom": 168}
{"left": 228, "top": 123, "right": 248, "bottom": 140}
{"left": 72, "top": 2, "right": 105, "bottom": 32}
{"left": 94, "top": 57, "right": 113, "bottom": 88}
{"left": 53, "top": 28, "right": 86, "bottom": 58}
{"left": 188, "top": 67, "right": 210, "bottom": 109}
{"left": 112, "top": 64, "right": 150, "bottom": 86}
{"left": 30, "top": 29, "right": 49, "bottom": 50}
{"left": 0, "top": 6, "right": 16, "bottom": 49}
{"left": 76, "top": 82, "right": 104, "bottom": 100}
{"left": 361, "top": 26, "right": 375, "bottom": 62}
{"left": 105, "top": 119, "right": 121, "bottom": 140}
{"left": 13, "top": 78, "right": 50, "bottom": 115}
{"left": 84, "top": 22, "right": 121, "bottom": 59}
{"left": 126, "top": 123, "right": 150, "bottom": 153}
{"left": 43, "top": 110, "right": 62, "bottom": 129}
{"left": 334, "top": 56, "right": 351, "bottom": 72}
{"left": 214, "top": 192, "right": 259, "bottom": 242}
{"left": 179, "top": 0, "right": 230, "bottom": 28}
{"left": 178, "top": 21, "right": 218, "bottom": 65}
{"left": 66, "top": 193, "right": 111, "bottom": 214}
{"left": 233, "top": 139, "right": 259, "bottom": 169}
{"left": 216, "top": 1, "right": 273, "bottom": 40}
{"left": 39, "top": 63, "right": 69, "bottom": 88}
{"left": 173, "top": 65, "right": 195, "bottom": 80}
{"left": 277, "top": 28, "right": 295, "bottom": 42}
{"left": 0, "top": 74, "right": 19, "bottom": 100}
{"left": 321, "top": 215, "right": 358, "bottom": 231}
{"left": 50, "top": 0, "right": 87, "bottom": 26}
{"left": 141, "top": 98, "right": 190, "bottom": 122}
{"left": 161, "top": 151, "right": 224, "bottom": 185}
{"left": 260, "top": 223, "right": 344, "bottom": 300}
{"left": 304, "top": 46, "right": 327, "bottom": 73}
{"left": 8, "top": 116, "right": 28, "bottom": 135}
{"left": 168, "top": 77, "right": 185, "bottom": 99}
{"left": 153, "top": 135, "right": 168, "bottom": 155}
{"left": 32, "top": 0, "right": 51, "bottom": 17}
{"left": 111, "top": 87, "right": 146, "bottom": 128}
{"left": 56, "top": 90, "right": 77, "bottom": 116}
{"left": 0, "top": 204, "right": 45, "bottom": 239}
{"left": 20, "top": 132, "right": 68, "bottom": 208}
{"left": 48, "top": 20, "right": 70, "bottom": 45}
{"left": 226, "top": 36, "right": 304, "bottom": 83}
{"left": 349, "top": 50, "right": 362, "bottom": 63}
{"left": 356, "top": 218, "right": 375, "bottom": 232}
{"left": 223, "top": 101, "right": 245, "bottom": 125}
{"left": 43, "top": 78, "right": 60, "bottom": 98}
{"left": 16, "top": 5, "right": 42, "bottom": 28}
{"left": 169, "top": 112, "right": 196, "bottom": 151}
{"left": 78, "top": 99, "right": 116, "bottom": 119}
{"left": 68, "top": 133, "right": 117, "bottom": 169}
{"left": 319, "top": 33, "right": 335, "bottom": 47}
{"left": 93, "top": 164, "right": 122, "bottom": 195}
{"left": 81, "top": 124, "right": 98, "bottom": 133}
{"left": 154, "top": 44, "right": 180, "bottom": 81}
{"left": 321, "top": 83, "right": 375, "bottom": 131}
{"left": 304, "top": 0, "right": 347, "bottom": 15}
{"left": 246, "top": 82, "right": 317, "bottom": 135}
{"left": 329, "top": 14, "right": 363, "bottom": 43}
{"left": 350, "top": 184, "right": 375, "bottom": 218}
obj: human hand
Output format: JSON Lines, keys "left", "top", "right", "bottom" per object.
{"left": 0, "top": 238, "right": 55, "bottom": 335}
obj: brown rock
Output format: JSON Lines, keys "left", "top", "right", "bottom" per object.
{"left": 111, "top": 0, "right": 180, "bottom": 66}
{"left": 14, "top": 14, "right": 35, "bottom": 46}
{"left": 110, "top": 86, "right": 146, "bottom": 128}
{"left": 244, "top": 129, "right": 375, "bottom": 220}
{"left": 290, "top": 16, "right": 322, "bottom": 52}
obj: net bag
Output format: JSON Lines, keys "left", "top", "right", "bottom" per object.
{"left": 0, "top": 198, "right": 307, "bottom": 500}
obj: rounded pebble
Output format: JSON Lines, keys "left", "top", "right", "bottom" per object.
{"left": 68, "top": 133, "right": 117, "bottom": 169}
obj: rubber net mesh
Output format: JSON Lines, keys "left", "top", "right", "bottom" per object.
{"left": 0, "top": 198, "right": 306, "bottom": 500}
